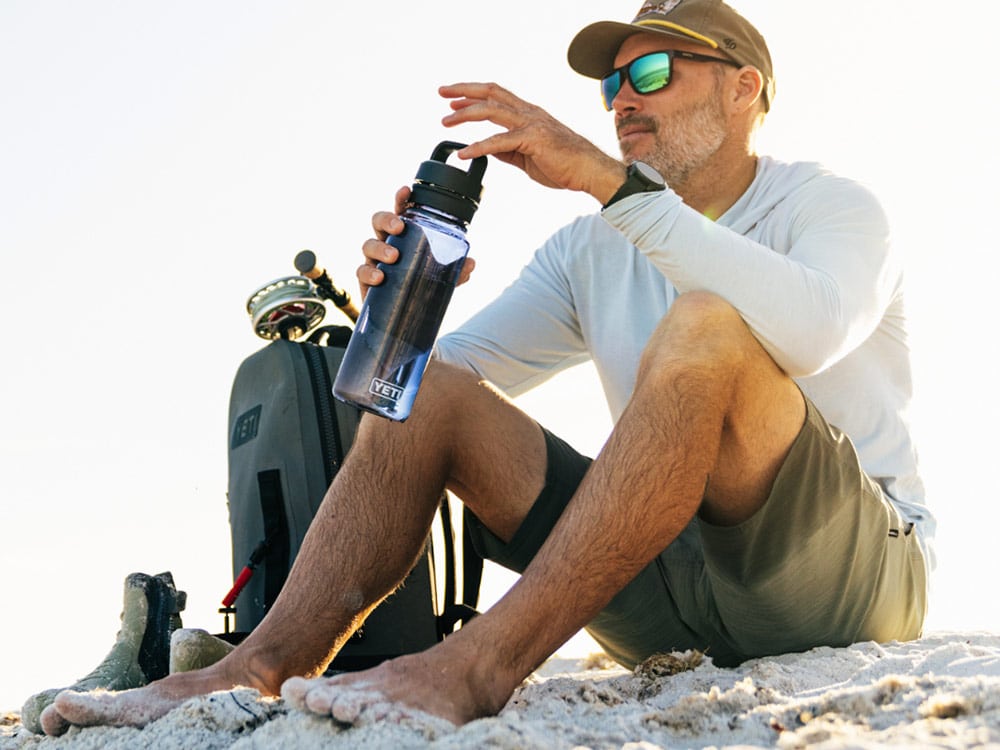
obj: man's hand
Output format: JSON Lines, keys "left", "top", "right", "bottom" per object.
{"left": 439, "top": 82, "right": 625, "bottom": 204}
{"left": 359, "top": 185, "right": 477, "bottom": 300}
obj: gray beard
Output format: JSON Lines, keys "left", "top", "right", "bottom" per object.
{"left": 618, "top": 84, "right": 728, "bottom": 189}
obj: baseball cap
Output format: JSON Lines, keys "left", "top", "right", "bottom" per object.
{"left": 567, "top": 0, "right": 775, "bottom": 110}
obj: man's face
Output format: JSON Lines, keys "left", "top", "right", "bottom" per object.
{"left": 609, "top": 33, "right": 732, "bottom": 188}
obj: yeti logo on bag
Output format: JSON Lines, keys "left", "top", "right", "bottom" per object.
{"left": 369, "top": 378, "right": 404, "bottom": 403}
{"left": 231, "top": 405, "right": 262, "bottom": 449}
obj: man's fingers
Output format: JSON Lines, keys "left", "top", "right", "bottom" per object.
{"left": 440, "top": 82, "right": 532, "bottom": 129}
{"left": 371, "top": 186, "right": 409, "bottom": 241}
{"left": 439, "top": 81, "right": 516, "bottom": 104}
{"left": 460, "top": 129, "right": 528, "bottom": 158}
{"left": 359, "top": 233, "right": 399, "bottom": 299}
{"left": 392, "top": 185, "right": 410, "bottom": 216}
{"left": 457, "top": 257, "right": 476, "bottom": 287}
{"left": 362, "top": 237, "right": 398, "bottom": 265}
{"left": 356, "top": 263, "right": 384, "bottom": 300}
{"left": 359, "top": 253, "right": 475, "bottom": 294}
{"left": 372, "top": 211, "right": 405, "bottom": 242}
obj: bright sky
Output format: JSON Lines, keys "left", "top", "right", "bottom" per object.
{"left": 1, "top": 0, "right": 996, "bottom": 713}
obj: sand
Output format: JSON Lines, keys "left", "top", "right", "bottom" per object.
{"left": 3, "top": 631, "right": 1000, "bottom": 749}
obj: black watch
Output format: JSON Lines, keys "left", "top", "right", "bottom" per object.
{"left": 603, "top": 161, "right": 666, "bottom": 208}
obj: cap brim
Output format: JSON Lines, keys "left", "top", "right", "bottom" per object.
{"left": 568, "top": 20, "right": 711, "bottom": 79}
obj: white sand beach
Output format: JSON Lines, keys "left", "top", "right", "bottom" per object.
{"left": 4, "top": 631, "right": 1000, "bottom": 749}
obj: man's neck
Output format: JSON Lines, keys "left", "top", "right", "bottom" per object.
{"left": 677, "top": 147, "right": 758, "bottom": 221}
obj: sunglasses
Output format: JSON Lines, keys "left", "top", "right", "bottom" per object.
{"left": 601, "top": 50, "right": 742, "bottom": 110}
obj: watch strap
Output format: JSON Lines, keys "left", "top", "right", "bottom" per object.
{"left": 603, "top": 162, "right": 666, "bottom": 209}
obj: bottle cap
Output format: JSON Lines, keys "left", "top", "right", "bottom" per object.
{"left": 410, "top": 141, "right": 488, "bottom": 224}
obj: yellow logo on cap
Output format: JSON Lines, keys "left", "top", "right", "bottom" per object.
{"left": 635, "top": 19, "right": 719, "bottom": 48}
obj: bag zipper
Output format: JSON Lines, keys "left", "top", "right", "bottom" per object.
{"left": 300, "top": 344, "right": 343, "bottom": 486}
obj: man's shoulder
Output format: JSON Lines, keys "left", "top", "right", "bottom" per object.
{"left": 752, "top": 156, "right": 889, "bottom": 226}
{"left": 758, "top": 156, "right": 883, "bottom": 204}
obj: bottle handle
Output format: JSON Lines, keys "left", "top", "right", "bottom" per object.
{"left": 430, "top": 141, "right": 488, "bottom": 184}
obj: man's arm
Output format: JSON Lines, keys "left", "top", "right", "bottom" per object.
{"left": 436, "top": 221, "right": 591, "bottom": 396}
{"left": 604, "top": 176, "right": 899, "bottom": 377}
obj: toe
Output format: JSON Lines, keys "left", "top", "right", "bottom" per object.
{"left": 328, "top": 687, "right": 384, "bottom": 724}
{"left": 306, "top": 684, "right": 341, "bottom": 718}
{"left": 279, "top": 676, "right": 312, "bottom": 710}
{"left": 39, "top": 703, "right": 71, "bottom": 736}
{"left": 20, "top": 687, "right": 62, "bottom": 734}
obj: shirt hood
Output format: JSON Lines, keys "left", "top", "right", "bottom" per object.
{"left": 719, "top": 156, "right": 828, "bottom": 234}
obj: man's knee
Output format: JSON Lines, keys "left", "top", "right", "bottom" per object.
{"left": 351, "top": 361, "right": 485, "bottom": 471}
{"left": 637, "top": 292, "right": 755, "bottom": 382}
{"left": 667, "top": 290, "right": 741, "bottom": 323}
{"left": 359, "top": 361, "right": 482, "bottom": 431}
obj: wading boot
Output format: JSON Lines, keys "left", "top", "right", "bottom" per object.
{"left": 20, "top": 571, "right": 185, "bottom": 734}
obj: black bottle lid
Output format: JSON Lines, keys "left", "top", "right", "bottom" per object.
{"left": 410, "top": 141, "right": 488, "bottom": 224}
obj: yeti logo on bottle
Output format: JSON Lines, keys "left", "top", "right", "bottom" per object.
{"left": 369, "top": 377, "right": 404, "bottom": 403}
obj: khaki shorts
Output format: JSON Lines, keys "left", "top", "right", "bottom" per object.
{"left": 465, "top": 398, "right": 927, "bottom": 668}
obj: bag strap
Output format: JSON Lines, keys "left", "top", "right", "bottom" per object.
{"left": 436, "top": 495, "right": 483, "bottom": 636}
{"left": 462, "top": 510, "right": 483, "bottom": 610}
{"left": 306, "top": 324, "right": 352, "bottom": 348}
{"left": 257, "top": 469, "right": 291, "bottom": 610}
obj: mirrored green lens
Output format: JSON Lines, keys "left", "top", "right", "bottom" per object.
{"left": 630, "top": 52, "right": 671, "bottom": 94}
{"left": 601, "top": 72, "right": 622, "bottom": 111}
{"left": 600, "top": 52, "right": 673, "bottom": 110}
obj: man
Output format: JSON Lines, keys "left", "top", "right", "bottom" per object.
{"left": 40, "top": 0, "right": 932, "bottom": 734}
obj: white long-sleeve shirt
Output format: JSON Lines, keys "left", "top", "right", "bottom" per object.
{"left": 436, "top": 156, "right": 934, "bottom": 565}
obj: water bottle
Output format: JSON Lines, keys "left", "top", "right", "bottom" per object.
{"left": 333, "top": 141, "right": 488, "bottom": 421}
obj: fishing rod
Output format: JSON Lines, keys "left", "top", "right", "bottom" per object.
{"left": 294, "top": 249, "right": 360, "bottom": 323}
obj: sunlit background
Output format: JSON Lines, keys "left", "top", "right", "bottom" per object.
{"left": 1, "top": 0, "right": 996, "bottom": 712}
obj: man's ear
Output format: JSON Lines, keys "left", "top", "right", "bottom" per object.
{"left": 730, "top": 66, "right": 764, "bottom": 114}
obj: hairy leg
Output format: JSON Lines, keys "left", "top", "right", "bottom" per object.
{"left": 493, "top": 293, "right": 804, "bottom": 669}
{"left": 43, "top": 363, "right": 547, "bottom": 735}
{"left": 285, "top": 292, "right": 807, "bottom": 725}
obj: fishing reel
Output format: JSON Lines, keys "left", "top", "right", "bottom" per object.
{"left": 245, "top": 250, "right": 359, "bottom": 341}
{"left": 246, "top": 276, "right": 325, "bottom": 341}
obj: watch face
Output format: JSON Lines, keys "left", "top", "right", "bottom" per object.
{"left": 605, "top": 160, "right": 666, "bottom": 208}
{"left": 634, "top": 161, "right": 665, "bottom": 187}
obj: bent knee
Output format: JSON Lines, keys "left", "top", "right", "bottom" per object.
{"left": 639, "top": 293, "right": 752, "bottom": 371}
{"left": 668, "top": 291, "right": 742, "bottom": 322}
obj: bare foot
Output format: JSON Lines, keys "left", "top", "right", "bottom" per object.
{"left": 39, "top": 666, "right": 244, "bottom": 736}
{"left": 281, "top": 642, "right": 513, "bottom": 727}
